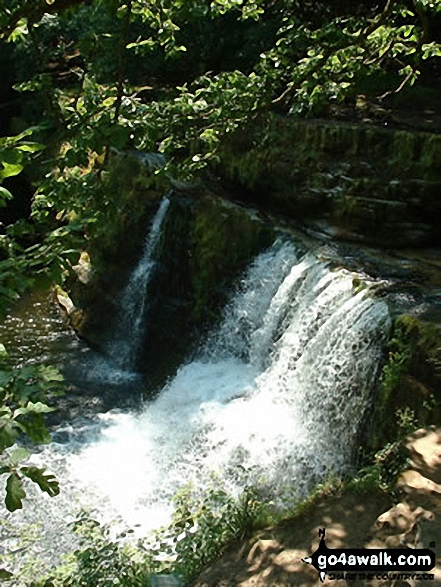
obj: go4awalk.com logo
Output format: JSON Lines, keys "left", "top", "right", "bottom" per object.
{"left": 302, "top": 529, "right": 436, "bottom": 582}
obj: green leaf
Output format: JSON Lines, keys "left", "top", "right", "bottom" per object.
{"left": 7, "top": 17, "right": 28, "bottom": 43}
{"left": 15, "top": 125, "right": 48, "bottom": 139}
{"left": 0, "top": 162, "right": 24, "bottom": 181}
{"left": 15, "top": 142, "right": 45, "bottom": 153}
{"left": 5, "top": 472, "right": 26, "bottom": 511}
{"left": 0, "top": 419, "right": 19, "bottom": 453}
{"left": 8, "top": 129, "right": 33, "bottom": 141}
{"left": 0, "top": 568, "right": 13, "bottom": 580}
{"left": 18, "top": 416, "right": 51, "bottom": 444}
{"left": 15, "top": 364, "right": 37, "bottom": 382}
{"left": 158, "top": 136, "right": 173, "bottom": 152}
{"left": 37, "top": 365, "right": 64, "bottom": 383}
{"left": 0, "top": 187, "right": 13, "bottom": 205}
{"left": 10, "top": 447, "right": 29, "bottom": 465}
{"left": 14, "top": 401, "right": 54, "bottom": 417}
{"left": 422, "top": 42, "right": 441, "bottom": 59}
{"left": 0, "top": 345, "right": 8, "bottom": 361}
{"left": 127, "top": 38, "right": 154, "bottom": 49}
{"left": 0, "top": 147, "right": 22, "bottom": 164}
{"left": 0, "top": 370, "right": 13, "bottom": 387}
{"left": 21, "top": 466, "right": 59, "bottom": 498}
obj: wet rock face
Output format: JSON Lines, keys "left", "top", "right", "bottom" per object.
{"left": 72, "top": 191, "right": 275, "bottom": 386}
{"left": 134, "top": 194, "right": 275, "bottom": 381}
{"left": 217, "top": 117, "right": 441, "bottom": 247}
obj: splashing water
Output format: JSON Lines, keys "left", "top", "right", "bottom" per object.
{"left": 3, "top": 238, "right": 391, "bottom": 569}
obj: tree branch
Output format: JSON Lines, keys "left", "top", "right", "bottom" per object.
{"left": 412, "top": 0, "right": 431, "bottom": 43}
{"left": 271, "top": 0, "right": 401, "bottom": 107}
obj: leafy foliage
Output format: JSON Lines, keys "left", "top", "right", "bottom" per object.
{"left": 27, "top": 482, "right": 271, "bottom": 586}
{"left": 0, "top": 128, "right": 44, "bottom": 187}
{"left": 146, "top": 481, "right": 272, "bottom": 582}
{"left": 379, "top": 319, "right": 415, "bottom": 403}
{"left": 0, "top": 0, "right": 440, "bottom": 309}
{"left": 22, "top": 515, "right": 151, "bottom": 586}
{"left": 0, "top": 348, "right": 63, "bottom": 513}
{"left": 44, "top": 517, "right": 152, "bottom": 587}
{"left": 350, "top": 406, "right": 420, "bottom": 494}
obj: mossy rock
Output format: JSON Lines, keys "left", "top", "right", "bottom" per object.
{"left": 367, "top": 314, "right": 441, "bottom": 452}
{"left": 216, "top": 115, "right": 441, "bottom": 246}
{"left": 88, "top": 153, "right": 169, "bottom": 272}
{"left": 188, "top": 197, "right": 274, "bottom": 322}
{"left": 69, "top": 153, "right": 169, "bottom": 347}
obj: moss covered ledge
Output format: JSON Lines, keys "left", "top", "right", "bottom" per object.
{"left": 366, "top": 314, "right": 441, "bottom": 452}
{"left": 215, "top": 116, "right": 441, "bottom": 247}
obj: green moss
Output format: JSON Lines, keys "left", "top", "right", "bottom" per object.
{"left": 420, "top": 134, "right": 441, "bottom": 174}
{"left": 335, "top": 194, "right": 358, "bottom": 217}
{"left": 189, "top": 197, "right": 273, "bottom": 321}
{"left": 379, "top": 317, "right": 415, "bottom": 404}
{"left": 88, "top": 154, "right": 168, "bottom": 272}
{"left": 217, "top": 116, "right": 441, "bottom": 246}
{"left": 389, "top": 131, "right": 417, "bottom": 172}
{"left": 368, "top": 314, "right": 441, "bottom": 451}
{"left": 352, "top": 278, "right": 367, "bottom": 294}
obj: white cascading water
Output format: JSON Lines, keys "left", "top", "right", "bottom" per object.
{"left": 2, "top": 238, "right": 391, "bottom": 571}
{"left": 108, "top": 196, "right": 170, "bottom": 370}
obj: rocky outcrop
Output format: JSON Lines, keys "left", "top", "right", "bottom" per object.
{"left": 367, "top": 314, "right": 441, "bottom": 451}
{"left": 217, "top": 116, "right": 441, "bottom": 247}
{"left": 70, "top": 184, "right": 275, "bottom": 386}
{"left": 131, "top": 193, "right": 274, "bottom": 382}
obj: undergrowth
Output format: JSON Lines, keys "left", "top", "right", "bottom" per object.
{"left": 13, "top": 480, "right": 273, "bottom": 586}
{"left": 349, "top": 406, "right": 419, "bottom": 495}
{"left": 147, "top": 481, "right": 273, "bottom": 582}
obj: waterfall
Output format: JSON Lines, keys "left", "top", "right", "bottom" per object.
{"left": 3, "top": 238, "right": 391, "bottom": 570}
{"left": 108, "top": 196, "right": 170, "bottom": 370}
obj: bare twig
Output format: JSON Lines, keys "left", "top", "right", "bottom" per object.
{"left": 379, "top": 67, "right": 416, "bottom": 99}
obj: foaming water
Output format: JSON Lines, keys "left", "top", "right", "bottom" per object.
{"left": 2, "top": 239, "right": 391, "bottom": 571}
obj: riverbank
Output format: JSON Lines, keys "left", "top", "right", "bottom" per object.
{"left": 193, "top": 428, "right": 441, "bottom": 587}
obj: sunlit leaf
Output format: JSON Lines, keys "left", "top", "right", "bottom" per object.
{"left": 15, "top": 143, "right": 45, "bottom": 153}
{"left": 14, "top": 401, "right": 54, "bottom": 417}
{"left": 10, "top": 447, "right": 29, "bottom": 465}
{"left": 0, "top": 186, "right": 13, "bottom": 204}
{"left": 0, "top": 162, "right": 24, "bottom": 181}
{"left": 37, "top": 365, "right": 64, "bottom": 383}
